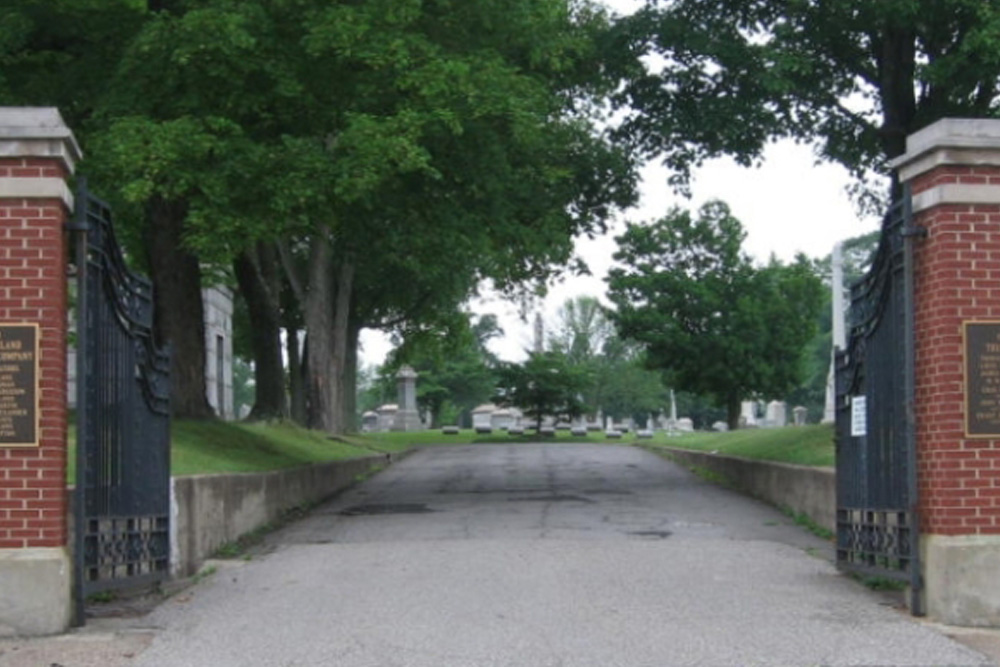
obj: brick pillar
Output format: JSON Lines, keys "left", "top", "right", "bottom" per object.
{"left": 892, "top": 118, "right": 1000, "bottom": 626}
{"left": 0, "top": 108, "right": 80, "bottom": 635}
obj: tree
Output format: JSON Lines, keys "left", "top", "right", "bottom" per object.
{"left": 0, "top": 0, "right": 220, "bottom": 418}
{"left": 549, "top": 296, "right": 615, "bottom": 364}
{"left": 597, "top": 356, "right": 667, "bottom": 425}
{"left": 548, "top": 295, "right": 671, "bottom": 423}
{"left": 606, "top": 200, "right": 824, "bottom": 428}
{"left": 494, "top": 352, "right": 590, "bottom": 430}
{"left": 382, "top": 313, "right": 501, "bottom": 427}
{"left": 3, "top": 0, "right": 635, "bottom": 430}
{"left": 609, "top": 0, "right": 1000, "bottom": 196}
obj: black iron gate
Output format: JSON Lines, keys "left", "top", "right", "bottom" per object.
{"left": 834, "top": 185, "right": 922, "bottom": 614}
{"left": 70, "top": 183, "right": 171, "bottom": 623}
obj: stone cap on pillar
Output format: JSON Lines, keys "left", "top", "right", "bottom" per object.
{"left": 889, "top": 117, "right": 1000, "bottom": 213}
{"left": 890, "top": 118, "right": 1000, "bottom": 180}
{"left": 396, "top": 365, "right": 418, "bottom": 381}
{"left": 0, "top": 107, "right": 82, "bottom": 172}
{"left": 0, "top": 107, "right": 81, "bottom": 209}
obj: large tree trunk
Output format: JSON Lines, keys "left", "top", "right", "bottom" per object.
{"left": 726, "top": 393, "right": 741, "bottom": 431}
{"left": 877, "top": 25, "right": 916, "bottom": 162}
{"left": 329, "top": 259, "right": 356, "bottom": 434}
{"left": 145, "top": 198, "right": 214, "bottom": 419}
{"left": 342, "top": 318, "right": 361, "bottom": 433}
{"left": 233, "top": 245, "right": 287, "bottom": 420}
{"left": 303, "top": 231, "right": 336, "bottom": 431}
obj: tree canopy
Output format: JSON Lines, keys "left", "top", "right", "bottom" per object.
{"left": 494, "top": 351, "right": 590, "bottom": 430}
{"left": 606, "top": 200, "right": 824, "bottom": 428}
{"left": 609, "top": 0, "right": 1000, "bottom": 196}
{"left": 2, "top": 0, "right": 637, "bottom": 431}
{"left": 378, "top": 313, "right": 502, "bottom": 427}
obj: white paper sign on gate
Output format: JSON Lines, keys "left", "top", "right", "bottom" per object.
{"left": 850, "top": 395, "right": 867, "bottom": 437}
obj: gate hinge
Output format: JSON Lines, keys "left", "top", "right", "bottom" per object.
{"left": 901, "top": 225, "right": 927, "bottom": 239}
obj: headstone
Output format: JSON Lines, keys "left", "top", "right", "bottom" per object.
{"left": 605, "top": 429, "right": 622, "bottom": 439}
{"left": 636, "top": 429, "right": 654, "bottom": 439}
{"left": 491, "top": 408, "right": 514, "bottom": 430}
{"left": 711, "top": 421, "right": 729, "bottom": 432}
{"left": 765, "top": 400, "right": 787, "bottom": 428}
{"left": 587, "top": 423, "right": 603, "bottom": 432}
{"left": 361, "top": 411, "right": 378, "bottom": 432}
{"left": 539, "top": 426, "right": 556, "bottom": 437}
{"left": 823, "top": 241, "right": 847, "bottom": 424}
{"left": 740, "top": 400, "right": 759, "bottom": 427}
{"left": 555, "top": 421, "right": 572, "bottom": 431}
{"left": 442, "top": 425, "right": 460, "bottom": 435}
{"left": 376, "top": 404, "right": 398, "bottom": 431}
{"left": 508, "top": 426, "right": 524, "bottom": 436}
{"left": 472, "top": 403, "right": 496, "bottom": 430}
{"left": 676, "top": 418, "right": 694, "bottom": 432}
{"left": 393, "top": 366, "right": 422, "bottom": 431}
{"left": 474, "top": 426, "right": 492, "bottom": 435}
{"left": 571, "top": 426, "right": 588, "bottom": 437}
{"left": 793, "top": 406, "right": 808, "bottom": 426}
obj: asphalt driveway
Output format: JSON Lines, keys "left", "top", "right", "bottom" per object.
{"left": 1, "top": 443, "right": 992, "bottom": 666}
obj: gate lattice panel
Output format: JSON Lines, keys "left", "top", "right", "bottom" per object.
{"left": 834, "top": 187, "right": 922, "bottom": 613}
{"left": 72, "top": 184, "right": 171, "bottom": 619}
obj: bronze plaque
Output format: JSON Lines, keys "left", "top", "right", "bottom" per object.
{"left": 0, "top": 324, "right": 39, "bottom": 447}
{"left": 965, "top": 321, "right": 1000, "bottom": 437}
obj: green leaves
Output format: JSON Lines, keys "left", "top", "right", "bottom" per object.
{"left": 494, "top": 351, "right": 591, "bottom": 427}
{"left": 606, "top": 201, "right": 824, "bottom": 425}
{"left": 609, "top": 0, "right": 1000, "bottom": 190}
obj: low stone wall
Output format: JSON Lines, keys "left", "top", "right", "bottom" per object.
{"left": 170, "top": 455, "right": 388, "bottom": 577}
{"left": 657, "top": 447, "right": 836, "bottom": 533}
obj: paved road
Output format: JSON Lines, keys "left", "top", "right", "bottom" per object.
{"left": 3, "top": 443, "right": 993, "bottom": 666}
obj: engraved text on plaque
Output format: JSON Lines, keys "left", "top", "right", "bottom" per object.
{"left": 965, "top": 321, "right": 1000, "bottom": 437}
{"left": 0, "top": 324, "right": 38, "bottom": 447}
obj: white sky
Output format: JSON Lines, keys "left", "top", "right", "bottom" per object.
{"left": 358, "top": 0, "right": 882, "bottom": 367}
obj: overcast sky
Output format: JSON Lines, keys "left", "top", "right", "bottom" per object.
{"left": 358, "top": 1, "right": 883, "bottom": 367}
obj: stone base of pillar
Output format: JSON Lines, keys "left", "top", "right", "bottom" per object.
{"left": 0, "top": 547, "right": 72, "bottom": 636}
{"left": 922, "top": 534, "right": 1000, "bottom": 626}
{"left": 393, "top": 409, "right": 422, "bottom": 432}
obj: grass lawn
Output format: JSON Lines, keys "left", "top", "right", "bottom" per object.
{"left": 170, "top": 420, "right": 386, "bottom": 475}
{"left": 67, "top": 420, "right": 834, "bottom": 482}
{"left": 643, "top": 423, "right": 835, "bottom": 467}
{"left": 68, "top": 419, "right": 388, "bottom": 482}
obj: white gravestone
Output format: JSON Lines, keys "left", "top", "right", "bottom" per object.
{"left": 824, "top": 242, "right": 848, "bottom": 423}
{"left": 765, "top": 401, "right": 787, "bottom": 428}
{"left": 377, "top": 404, "right": 398, "bottom": 432}
{"left": 793, "top": 406, "right": 808, "bottom": 426}
{"left": 472, "top": 404, "right": 496, "bottom": 430}
{"left": 393, "top": 366, "right": 422, "bottom": 431}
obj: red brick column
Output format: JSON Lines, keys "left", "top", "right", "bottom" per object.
{"left": 893, "top": 119, "right": 1000, "bottom": 625}
{"left": 0, "top": 107, "right": 79, "bottom": 635}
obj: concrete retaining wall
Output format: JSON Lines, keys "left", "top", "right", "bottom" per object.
{"left": 171, "top": 456, "right": 387, "bottom": 577}
{"left": 657, "top": 447, "right": 836, "bottom": 533}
